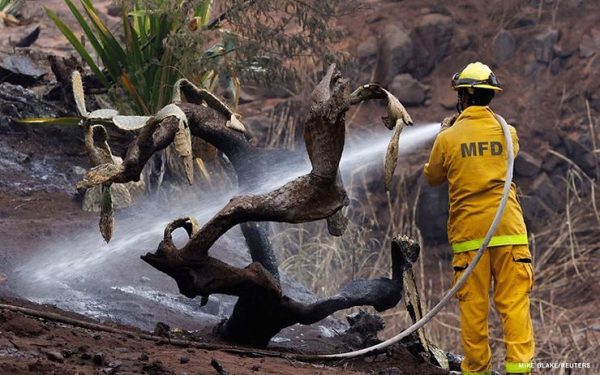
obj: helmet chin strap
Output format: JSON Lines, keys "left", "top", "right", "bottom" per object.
{"left": 456, "top": 87, "right": 476, "bottom": 113}
{"left": 456, "top": 90, "right": 465, "bottom": 113}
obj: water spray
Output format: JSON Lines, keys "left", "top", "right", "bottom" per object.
{"left": 13, "top": 123, "right": 440, "bottom": 317}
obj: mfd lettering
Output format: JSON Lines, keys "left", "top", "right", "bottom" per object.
{"left": 460, "top": 141, "right": 503, "bottom": 157}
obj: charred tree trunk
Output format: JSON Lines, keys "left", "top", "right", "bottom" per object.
{"left": 143, "top": 224, "right": 419, "bottom": 346}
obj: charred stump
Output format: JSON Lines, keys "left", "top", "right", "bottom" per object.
{"left": 143, "top": 225, "right": 419, "bottom": 346}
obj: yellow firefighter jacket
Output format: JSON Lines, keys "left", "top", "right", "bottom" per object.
{"left": 424, "top": 105, "right": 528, "bottom": 252}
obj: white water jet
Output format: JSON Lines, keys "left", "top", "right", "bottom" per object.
{"left": 13, "top": 122, "right": 439, "bottom": 324}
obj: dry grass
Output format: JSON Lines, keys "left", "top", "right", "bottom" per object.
{"left": 271, "top": 167, "right": 423, "bottom": 316}
{"left": 524, "top": 176, "right": 599, "bottom": 373}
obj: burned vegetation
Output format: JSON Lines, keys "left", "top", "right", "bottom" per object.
{"left": 65, "top": 64, "right": 419, "bottom": 346}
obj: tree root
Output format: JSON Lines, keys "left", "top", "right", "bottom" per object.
{"left": 141, "top": 232, "right": 419, "bottom": 346}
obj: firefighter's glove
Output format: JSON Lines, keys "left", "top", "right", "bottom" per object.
{"left": 440, "top": 114, "right": 458, "bottom": 132}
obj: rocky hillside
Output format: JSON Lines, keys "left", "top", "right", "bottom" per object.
{"left": 337, "top": 0, "right": 599, "bottom": 241}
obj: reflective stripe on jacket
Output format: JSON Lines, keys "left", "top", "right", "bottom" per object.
{"left": 423, "top": 106, "right": 528, "bottom": 252}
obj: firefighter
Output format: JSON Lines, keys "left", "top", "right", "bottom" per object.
{"left": 424, "top": 62, "right": 535, "bottom": 374}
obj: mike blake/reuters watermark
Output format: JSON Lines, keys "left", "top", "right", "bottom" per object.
{"left": 518, "top": 362, "right": 593, "bottom": 370}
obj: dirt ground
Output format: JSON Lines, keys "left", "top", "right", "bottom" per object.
{"left": 0, "top": 298, "right": 368, "bottom": 375}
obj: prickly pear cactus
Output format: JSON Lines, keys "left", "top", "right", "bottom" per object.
{"left": 99, "top": 185, "right": 114, "bottom": 243}
{"left": 385, "top": 122, "right": 403, "bottom": 192}
{"left": 72, "top": 71, "right": 87, "bottom": 117}
{"left": 380, "top": 87, "right": 412, "bottom": 130}
{"left": 172, "top": 78, "right": 247, "bottom": 133}
{"left": 112, "top": 115, "right": 150, "bottom": 130}
{"left": 83, "top": 184, "right": 131, "bottom": 212}
{"left": 379, "top": 87, "right": 412, "bottom": 192}
{"left": 226, "top": 113, "right": 246, "bottom": 133}
{"left": 156, "top": 104, "right": 194, "bottom": 184}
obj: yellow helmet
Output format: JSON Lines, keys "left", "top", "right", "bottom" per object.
{"left": 451, "top": 62, "right": 502, "bottom": 92}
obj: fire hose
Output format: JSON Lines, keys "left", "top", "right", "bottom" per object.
{"left": 311, "top": 113, "right": 515, "bottom": 360}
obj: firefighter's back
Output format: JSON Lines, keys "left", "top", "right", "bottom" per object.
{"left": 440, "top": 105, "right": 527, "bottom": 251}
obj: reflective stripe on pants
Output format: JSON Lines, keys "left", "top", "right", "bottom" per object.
{"left": 452, "top": 234, "right": 529, "bottom": 253}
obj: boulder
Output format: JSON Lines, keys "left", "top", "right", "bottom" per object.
{"left": 409, "top": 14, "right": 454, "bottom": 79}
{"left": 584, "top": 79, "right": 600, "bottom": 112}
{"left": 563, "top": 137, "right": 597, "bottom": 176}
{"left": 389, "top": 74, "right": 430, "bottom": 106}
{"left": 379, "top": 25, "right": 413, "bottom": 84}
{"left": 0, "top": 82, "right": 76, "bottom": 137}
{"left": 515, "top": 151, "right": 542, "bottom": 177}
{"left": 416, "top": 180, "right": 449, "bottom": 245}
{"left": 534, "top": 28, "right": 559, "bottom": 64}
{"left": 579, "top": 28, "right": 600, "bottom": 58}
{"left": 0, "top": 54, "right": 46, "bottom": 86}
{"left": 452, "top": 28, "right": 472, "bottom": 51}
{"left": 493, "top": 29, "right": 516, "bottom": 65}
{"left": 439, "top": 88, "right": 457, "bottom": 110}
{"left": 44, "top": 351, "right": 64, "bottom": 363}
{"left": 530, "top": 172, "right": 563, "bottom": 210}
{"left": 523, "top": 57, "right": 547, "bottom": 76}
{"left": 541, "top": 150, "right": 566, "bottom": 173}
{"left": 507, "top": 14, "right": 536, "bottom": 29}
{"left": 519, "top": 195, "right": 555, "bottom": 231}
{"left": 549, "top": 57, "right": 562, "bottom": 75}
{"left": 357, "top": 36, "right": 379, "bottom": 75}
{"left": 343, "top": 311, "right": 384, "bottom": 348}
{"left": 554, "top": 31, "right": 579, "bottom": 58}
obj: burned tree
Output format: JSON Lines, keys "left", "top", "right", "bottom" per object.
{"left": 76, "top": 65, "right": 417, "bottom": 346}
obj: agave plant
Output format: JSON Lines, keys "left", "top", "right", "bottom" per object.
{"left": 71, "top": 71, "right": 141, "bottom": 243}
{"left": 0, "top": 0, "right": 22, "bottom": 27}
{"left": 46, "top": 0, "right": 174, "bottom": 114}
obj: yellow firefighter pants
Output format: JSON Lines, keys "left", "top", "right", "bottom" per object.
{"left": 452, "top": 245, "right": 535, "bottom": 374}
